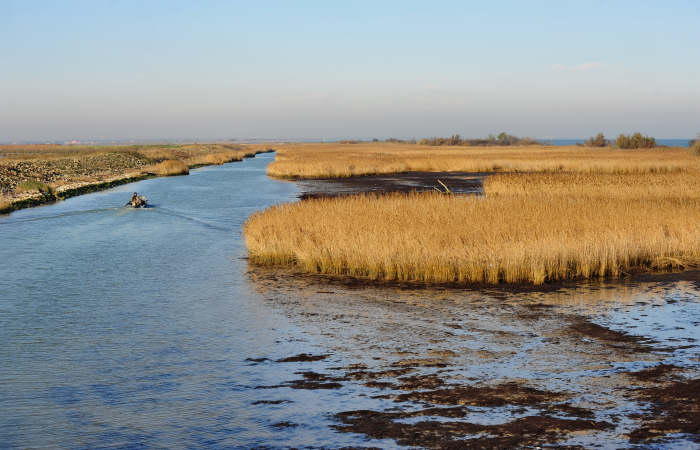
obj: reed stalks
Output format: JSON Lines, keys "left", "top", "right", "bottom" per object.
{"left": 147, "top": 159, "right": 190, "bottom": 176}
{"left": 245, "top": 171, "right": 700, "bottom": 285}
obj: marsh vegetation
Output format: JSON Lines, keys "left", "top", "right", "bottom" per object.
{"left": 247, "top": 143, "right": 700, "bottom": 285}
{"left": 267, "top": 142, "right": 696, "bottom": 179}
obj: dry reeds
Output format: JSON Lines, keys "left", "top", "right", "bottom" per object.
{"left": 244, "top": 171, "right": 700, "bottom": 285}
{"left": 147, "top": 159, "right": 190, "bottom": 176}
{"left": 267, "top": 143, "right": 698, "bottom": 179}
{"left": 185, "top": 151, "right": 247, "bottom": 166}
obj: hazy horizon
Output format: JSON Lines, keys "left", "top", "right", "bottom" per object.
{"left": 2, "top": 1, "right": 699, "bottom": 142}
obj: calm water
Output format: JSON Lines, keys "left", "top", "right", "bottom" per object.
{"left": 1, "top": 153, "right": 699, "bottom": 448}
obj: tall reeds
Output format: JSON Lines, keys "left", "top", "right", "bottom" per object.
{"left": 148, "top": 159, "right": 190, "bottom": 176}
{"left": 244, "top": 171, "right": 700, "bottom": 285}
{"left": 267, "top": 143, "right": 698, "bottom": 179}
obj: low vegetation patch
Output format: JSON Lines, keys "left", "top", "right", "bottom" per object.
{"left": 615, "top": 132, "right": 656, "bottom": 149}
{"left": 15, "top": 179, "right": 54, "bottom": 195}
{"left": 245, "top": 171, "right": 700, "bottom": 285}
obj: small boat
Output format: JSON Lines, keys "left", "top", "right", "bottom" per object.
{"left": 126, "top": 192, "right": 148, "bottom": 208}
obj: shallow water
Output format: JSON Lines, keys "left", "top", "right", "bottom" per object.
{"left": 1, "top": 154, "right": 698, "bottom": 448}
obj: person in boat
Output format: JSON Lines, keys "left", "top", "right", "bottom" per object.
{"left": 129, "top": 192, "right": 146, "bottom": 207}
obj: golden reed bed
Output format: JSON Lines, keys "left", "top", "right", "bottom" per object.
{"left": 246, "top": 146, "right": 700, "bottom": 285}
{"left": 267, "top": 143, "right": 699, "bottom": 178}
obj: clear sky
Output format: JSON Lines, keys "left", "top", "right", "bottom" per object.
{"left": 2, "top": 0, "right": 699, "bottom": 141}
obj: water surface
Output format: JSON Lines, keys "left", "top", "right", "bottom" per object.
{"left": 1, "top": 153, "right": 698, "bottom": 448}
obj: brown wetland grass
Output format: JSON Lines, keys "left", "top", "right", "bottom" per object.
{"left": 147, "top": 159, "right": 190, "bottom": 176}
{"left": 267, "top": 142, "right": 700, "bottom": 179}
{"left": 246, "top": 147, "right": 700, "bottom": 285}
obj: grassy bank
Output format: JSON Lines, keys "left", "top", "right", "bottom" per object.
{"left": 267, "top": 143, "right": 699, "bottom": 179}
{"left": 0, "top": 143, "right": 269, "bottom": 214}
{"left": 245, "top": 170, "right": 700, "bottom": 285}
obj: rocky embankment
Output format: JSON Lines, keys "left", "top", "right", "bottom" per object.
{"left": 1, "top": 144, "right": 270, "bottom": 214}
{"left": 0, "top": 152, "right": 155, "bottom": 213}
{"left": 0, "top": 152, "right": 151, "bottom": 195}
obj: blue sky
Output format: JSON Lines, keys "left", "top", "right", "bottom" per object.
{"left": 1, "top": 0, "right": 699, "bottom": 141}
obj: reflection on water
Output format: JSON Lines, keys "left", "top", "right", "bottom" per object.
{"left": 248, "top": 266, "right": 700, "bottom": 447}
{"left": 1, "top": 154, "right": 698, "bottom": 447}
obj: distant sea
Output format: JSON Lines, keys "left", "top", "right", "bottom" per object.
{"left": 545, "top": 138, "right": 692, "bottom": 147}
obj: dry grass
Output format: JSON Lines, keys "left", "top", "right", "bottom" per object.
{"left": 147, "top": 159, "right": 190, "bottom": 176}
{"left": 15, "top": 179, "right": 54, "bottom": 194}
{"left": 267, "top": 143, "right": 698, "bottom": 179}
{"left": 484, "top": 171, "right": 700, "bottom": 200}
{"left": 185, "top": 150, "right": 255, "bottom": 166}
{"left": 245, "top": 170, "right": 700, "bottom": 285}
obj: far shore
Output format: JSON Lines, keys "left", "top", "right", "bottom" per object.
{"left": 0, "top": 144, "right": 273, "bottom": 215}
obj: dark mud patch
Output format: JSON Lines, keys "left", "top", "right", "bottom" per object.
{"left": 392, "top": 358, "right": 448, "bottom": 368}
{"left": 545, "top": 403, "right": 596, "bottom": 419}
{"left": 245, "top": 357, "right": 271, "bottom": 364}
{"left": 397, "top": 373, "right": 446, "bottom": 390}
{"left": 333, "top": 410, "right": 613, "bottom": 448}
{"left": 296, "top": 171, "right": 484, "bottom": 200}
{"left": 251, "top": 399, "right": 292, "bottom": 405}
{"left": 288, "top": 371, "right": 344, "bottom": 389}
{"left": 256, "top": 371, "right": 344, "bottom": 390}
{"left": 629, "top": 378, "right": 700, "bottom": 444}
{"left": 567, "top": 317, "right": 661, "bottom": 352}
{"left": 271, "top": 421, "right": 298, "bottom": 428}
{"left": 394, "top": 382, "right": 569, "bottom": 407}
{"left": 626, "top": 363, "right": 682, "bottom": 382}
{"left": 248, "top": 259, "right": 700, "bottom": 294}
{"left": 345, "top": 367, "right": 415, "bottom": 381}
{"left": 276, "top": 353, "right": 329, "bottom": 363}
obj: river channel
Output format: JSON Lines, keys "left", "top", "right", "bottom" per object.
{"left": 1, "top": 153, "right": 698, "bottom": 448}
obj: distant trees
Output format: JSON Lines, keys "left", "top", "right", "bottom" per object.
{"left": 692, "top": 133, "right": 700, "bottom": 155}
{"left": 384, "top": 137, "right": 416, "bottom": 144}
{"left": 584, "top": 132, "right": 608, "bottom": 147}
{"left": 417, "top": 133, "right": 539, "bottom": 146}
{"left": 615, "top": 133, "right": 656, "bottom": 149}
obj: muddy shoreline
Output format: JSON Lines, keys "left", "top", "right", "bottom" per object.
{"left": 247, "top": 266, "right": 700, "bottom": 447}
{"left": 294, "top": 171, "right": 486, "bottom": 199}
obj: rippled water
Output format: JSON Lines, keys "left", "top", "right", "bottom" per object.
{"left": 1, "top": 153, "right": 699, "bottom": 448}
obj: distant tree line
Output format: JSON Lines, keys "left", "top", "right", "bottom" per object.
{"left": 584, "top": 133, "right": 608, "bottom": 147}
{"left": 615, "top": 132, "right": 656, "bottom": 149}
{"left": 417, "top": 132, "right": 539, "bottom": 146}
{"left": 583, "top": 132, "right": 656, "bottom": 149}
